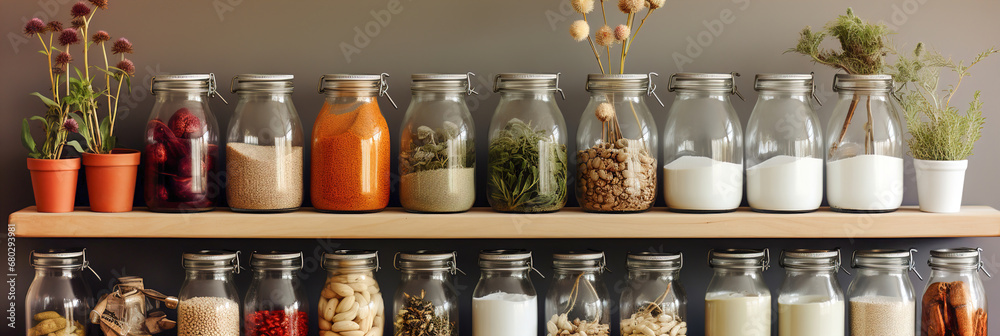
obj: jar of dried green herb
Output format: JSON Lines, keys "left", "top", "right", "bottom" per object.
{"left": 393, "top": 251, "right": 462, "bottom": 336}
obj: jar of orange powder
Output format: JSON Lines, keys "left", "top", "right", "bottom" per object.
{"left": 312, "top": 74, "right": 397, "bottom": 212}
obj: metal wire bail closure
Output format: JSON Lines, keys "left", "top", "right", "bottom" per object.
{"left": 647, "top": 72, "right": 665, "bottom": 107}
{"left": 977, "top": 247, "right": 992, "bottom": 278}
{"left": 910, "top": 248, "right": 924, "bottom": 280}
{"left": 207, "top": 73, "right": 228, "bottom": 105}
{"left": 466, "top": 72, "right": 479, "bottom": 96}
{"left": 378, "top": 73, "right": 398, "bottom": 109}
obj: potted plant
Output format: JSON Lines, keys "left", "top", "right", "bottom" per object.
{"left": 891, "top": 44, "right": 995, "bottom": 213}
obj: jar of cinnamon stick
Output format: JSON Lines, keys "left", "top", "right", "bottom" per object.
{"left": 921, "top": 248, "right": 990, "bottom": 336}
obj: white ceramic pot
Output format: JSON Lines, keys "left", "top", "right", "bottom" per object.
{"left": 913, "top": 159, "right": 968, "bottom": 213}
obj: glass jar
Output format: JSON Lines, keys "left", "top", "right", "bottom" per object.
{"left": 487, "top": 73, "right": 568, "bottom": 213}
{"left": 620, "top": 252, "right": 688, "bottom": 336}
{"left": 745, "top": 74, "right": 824, "bottom": 213}
{"left": 545, "top": 251, "right": 611, "bottom": 336}
{"left": 25, "top": 249, "right": 97, "bottom": 336}
{"left": 394, "top": 251, "right": 461, "bottom": 336}
{"left": 921, "top": 248, "right": 990, "bottom": 336}
{"left": 177, "top": 250, "right": 241, "bottom": 336}
{"left": 472, "top": 249, "right": 540, "bottom": 336}
{"left": 705, "top": 248, "right": 771, "bottom": 336}
{"left": 399, "top": 73, "right": 478, "bottom": 213}
{"left": 144, "top": 74, "right": 225, "bottom": 212}
{"left": 662, "top": 73, "right": 744, "bottom": 213}
{"left": 576, "top": 74, "right": 661, "bottom": 213}
{"left": 244, "top": 251, "right": 308, "bottom": 336}
{"left": 226, "top": 75, "right": 304, "bottom": 213}
{"left": 848, "top": 249, "right": 921, "bottom": 336}
{"left": 777, "top": 249, "right": 846, "bottom": 336}
{"left": 826, "top": 74, "right": 903, "bottom": 213}
{"left": 320, "top": 250, "right": 383, "bottom": 336}
{"left": 312, "top": 73, "right": 396, "bottom": 213}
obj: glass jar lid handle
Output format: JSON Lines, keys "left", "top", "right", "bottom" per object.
{"left": 207, "top": 73, "right": 229, "bottom": 105}
{"left": 762, "top": 248, "right": 770, "bottom": 271}
{"left": 908, "top": 248, "right": 925, "bottom": 280}
{"left": 526, "top": 252, "right": 545, "bottom": 279}
{"left": 647, "top": 72, "right": 665, "bottom": 107}
{"left": 233, "top": 250, "right": 243, "bottom": 274}
{"left": 466, "top": 72, "right": 480, "bottom": 96}
{"left": 976, "top": 247, "right": 992, "bottom": 278}
{"left": 731, "top": 72, "right": 745, "bottom": 101}
{"left": 378, "top": 73, "right": 398, "bottom": 109}
{"left": 81, "top": 248, "right": 102, "bottom": 281}
{"left": 836, "top": 248, "right": 851, "bottom": 275}
{"left": 809, "top": 72, "right": 823, "bottom": 107}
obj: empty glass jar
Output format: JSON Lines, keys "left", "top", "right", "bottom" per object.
{"left": 576, "top": 73, "right": 661, "bottom": 213}
{"left": 320, "top": 250, "right": 384, "bottom": 336}
{"left": 394, "top": 251, "right": 461, "bottom": 336}
{"left": 545, "top": 251, "right": 611, "bottom": 336}
{"left": 244, "top": 251, "right": 308, "bottom": 336}
{"left": 226, "top": 75, "right": 304, "bottom": 213}
{"left": 705, "top": 248, "right": 771, "bottom": 336}
{"left": 399, "top": 73, "right": 478, "bottom": 213}
{"left": 848, "top": 249, "right": 921, "bottom": 336}
{"left": 777, "top": 249, "right": 846, "bottom": 336}
{"left": 472, "top": 249, "right": 540, "bottom": 336}
{"left": 826, "top": 74, "right": 903, "bottom": 213}
{"left": 662, "top": 73, "right": 744, "bottom": 213}
{"left": 25, "top": 249, "right": 97, "bottom": 336}
{"left": 921, "top": 248, "right": 990, "bottom": 336}
{"left": 745, "top": 74, "right": 824, "bottom": 213}
{"left": 620, "top": 252, "right": 688, "bottom": 336}
{"left": 312, "top": 74, "right": 395, "bottom": 212}
{"left": 144, "top": 74, "right": 225, "bottom": 212}
{"left": 177, "top": 250, "right": 241, "bottom": 336}
{"left": 487, "top": 73, "right": 568, "bottom": 213}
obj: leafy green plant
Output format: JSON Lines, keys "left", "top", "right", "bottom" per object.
{"left": 400, "top": 121, "right": 474, "bottom": 175}
{"left": 487, "top": 119, "right": 568, "bottom": 212}
{"left": 890, "top": 44, "right": 995, "bottom": 161}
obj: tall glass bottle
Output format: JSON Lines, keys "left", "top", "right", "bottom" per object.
{"left": 487, "top": 73, "right": 568, "bottom": 213}
{"left": 620, "top": 252, "right": 687, "bottom": 336}
{"left": 777, "top": 249, "right": 846, "bottom": 336}
{"left": 848, "top": 249, "right": 921, "bottom": 336}
{"left": 662, "top": 73, "right": 744, "bottom": 213}
{"left": 705, "top": 248, "right": 771, "bottom": 336}
{"left": 320, "top": 250, "right": 383, "bottom": 336}
{"left": 545, "top": 251, "right": 610, "bottom": 336}
{"left": 177, "top": 250, "right": 241, "bottom": 336}
{"left": 394, "top": 251, "right": 461, "bottom": 336}
{"left": 472, "top": 249, "right": 540, "bottom": 336}
{"left": 226, "top": 75, "right": 304, "bottom": 213}
{"left": 244, "top": 251, "right": 308, "bottom": 336}
{"left": 921, "top": 248, "right": 990, "bottom": 336}
{"left": 25, "top": 249, "right": 97, "bottom": 336}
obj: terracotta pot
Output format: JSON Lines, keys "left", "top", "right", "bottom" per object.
{"left": 27, "top": 157, "right": 81, "bottom": 213}
{"left": 83, "top": 149, "right": 141, "bottom": 212}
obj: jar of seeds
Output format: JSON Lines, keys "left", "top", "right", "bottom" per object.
{"left": 620, "top": 252, "right": 687, "bottom": 336}
{"left": 545, "top": 251, "right": 611, "bottom": 336}
{"left": 25, "top": 249, "right": 98, "bottom": 336}
{"left": 177, "top": 250, "right": 241, "bottom": 336}
{"left": 319, "top": 250, "right": 384, "bottom": 336}
{"left": 847, "top": 249, "right": 921, "bottom": 336}
{"left": 393, "top": 251, "right": 462, "bottom": 336}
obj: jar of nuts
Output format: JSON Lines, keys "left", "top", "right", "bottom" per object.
{"left": 393, "top": 251, "right": 462, "bottom": 336}
{"left": 244, "top": 251, "right": 309, "bottom": 336}
{"left": 545, "top": 251, "right": 611, "bottom": 336}
{"left": 26, "top": 248, "right": 98, "bottom": 336}
{"left": 921, "top": 248, "right": 990, "bottom": 336}
{"left": 620, "top": 252, "right": 687, "bottom": 336}
{"left": 320, "top": 250, "right": 384, "bottom": 336}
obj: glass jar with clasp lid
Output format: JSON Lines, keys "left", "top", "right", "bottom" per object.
{"left": 319, "top": 250, "right": 384, "bottom": 336}
{"left": 848, "top": 249, "right": 922, "bottom": 336}
{"left": 244, "top": 251, "right": 308, "bottom": 336}
{"left": 705, "top": 248, "right": 771, "bottom": 336}
{"left": 620, "top": 251, "right": 688, "bottom": 336}
{"left": 545, "top": 250, "right": 611, "bottom": 336}
{"left": 177, "top": 250, "right": 241, "bottom": 336}
{"left": 777, "top": 249, "right": 847, "bottom": 336}
{"left": 394, "top": 251, "right": 462, "bottom": 336}
{"left": 921, "top": 248, "right": 990, "bottom": 336}
{"left": 25, "top": 248, "right": 100, "bottom": 336}
{"left": 472, "top": 249, "right": 542, "bottom": 336}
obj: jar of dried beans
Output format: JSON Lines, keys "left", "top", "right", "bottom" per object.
{"left": 705, "top": 248, "right": 771, "bottom": 336}
{"left": 244, "top": 251, "right": 308, "bottom": 336}
{"left": 144, "top": 74, "right": 225, "bottom": 213}
{"left": 312, "top": 74, "right": 396, "bottom": 212}
{"left": 576, "top": 74, "right": 661, "bottom": 213}
{"left": 177, "top": 250, "right": 241, "bottom": 336}
{"left": 662, "top": 73, "right": 744, "bottom": 213}
{"left": 921, "top": 248, "right": 990, "bottom": 336}
{"left": 620, "top": 252, "right": 687, "bottom": 336}
{"left": 394, "top": 251, "right": 462, "bottom": 336}
{"left": 226, "top": 75, "right": 304, "bottom": 213}
{"left": 319, "top": 250, "right": 384, "bottom": 336}
{"left": 25, "top": 249, "right": 98, "bottom": 336}
{"left": 545, "top": 251, "right": 611, "bottom": 336}
{"left": 777, "top": 249, "right": 846, "bottom": 336}
{"left": 487, "top": 73, "right": 568, "bottom": 213}
{"left": 399, "top": 73, "right": 478, "bottom": 213}
{"left": 848, "top": 249, "right": 921, "bottom": 336}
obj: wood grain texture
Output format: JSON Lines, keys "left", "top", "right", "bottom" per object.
{"left": 9, "top": 206, "right": 1000, "bottom": 239}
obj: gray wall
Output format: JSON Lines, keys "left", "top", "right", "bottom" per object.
{"left": 2, "top": 0, "right": 998, "bottom": 335}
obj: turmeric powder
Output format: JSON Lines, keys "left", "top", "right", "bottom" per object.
{"left": 310, "top": 100, "right": 390, "bottom": 212}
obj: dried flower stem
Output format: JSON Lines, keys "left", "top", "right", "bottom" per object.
{"left": 584, "top": 14, "right": 606, "bottom": 74}
{"left": 600, "top": 0, "right": 611, "bottom": 72}
{"left": 625, "top": 9, "right": 653, "bottom": 55}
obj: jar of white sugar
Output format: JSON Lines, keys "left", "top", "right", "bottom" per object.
{"left": 393, "top": 251, "right": 462, "bottom": 336}
{"left": 399, "top": 73, "right": 478, "bottom": 213}
{"left": 825, "top": 74, "right": 903, "bottom": 213}
{"left": 472, "top": 249, "right": 541, "bottom": 336}
{"left": 847, "top": 249, "right": 921, "bottom": 336}
{"left": 705, "top": 248, "right": 771, "bottom": 336}
{"left": 662, "top": 73, "right": 744, "bottom": 212}
{"left": 177, "top": 250, "right": 241, "bottom": 336}
{"left": 320, "top": 250, "right": 384, "bottom": 336}
{"left": 745, "top": 74, "right": 824, "bottom": 213}
{"left": 620, "top": 252, "right": 688, "bottom": 336}
{"left": 545, "top": 251, "right": 611, "bottom": 336}
{"left": 777, "top": 249, "right": 846, "bottom": 336}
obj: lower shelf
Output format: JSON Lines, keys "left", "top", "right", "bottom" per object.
{"left": 9, "top": 206, "right": 1000, "bottom": 239}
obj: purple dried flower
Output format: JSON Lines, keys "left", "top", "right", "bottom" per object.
{"left": 58, "top": 28, "right": 80, "bottom": 46}
{"left": 24, "top": 18, "right": 46, "bottom": 36}
{"left": 55, "top": 52, "right": 73, "bottom": 65}
{"left": 70, "top": 17, "right": 86, "bottom": 29}
{"left": 89, "top": 0, "right": 108, "bottom": 10}
{"left": 115, "top": 59, "right": 135, "bottom": 76}
{"left": 47, "top": 21, "right": 64, "bottom": 33}
{"left": 92, "top": 30, "right": 110, "bottom": 43}
{"left": 71, "top": 2, "right": 92, "bottom": 17}
{"left": 111, "top": 37, "right": 133, "bottom": 54}
{"left": 63, "top": 117, "right": 79, "bottom": 133}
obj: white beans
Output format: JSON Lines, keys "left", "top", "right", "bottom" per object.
{"left": 320, "top": 272, "right": 384, "bottom": 336}
{"left": 178, "top": 296, "right": 240, "bottom": 336}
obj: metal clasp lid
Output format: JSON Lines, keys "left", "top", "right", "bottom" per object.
{"left": 492, "top": 73, "right": 566, "bottom": 100}
{"left": 647, "top": 72, "right": 664, "bottom": 107}
{"left": 207, "top": 73, "right": 228, "bottom": 105}
{"left": 731, "top": 72, "right": 745, "bottom": 101}
{"left": 377, "top": 73, "right": 398, "bottom": 109}
{"left": 393, "top": 251, "right": 465, "bottom": 275}
{"left": 233, "top": 250, "right": 242, "bottom": 274}
{"left": 466, "top": 72, "right": 479, "bottom": 96}
{"left": 909, "top": 248, "right": 925, "bottom": 280}
{"left": 977, "top": 247, "right": 992, "bottom": 278}
{"left": 809, "top": 72, "right": 823, "bottom": 107}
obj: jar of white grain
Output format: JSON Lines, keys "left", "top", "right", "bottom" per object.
{"left": 847, "top": 249, "right": 920, "bottom": 336}
{"left": 177, "top": 250, "right": 241, "bottom": 336}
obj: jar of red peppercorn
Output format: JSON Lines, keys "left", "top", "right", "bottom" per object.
{"left": 144, "top": 74, "right": 227, "bottom": 213}
{"left": 244, "top": 251, "right": 309, "bottom": 336}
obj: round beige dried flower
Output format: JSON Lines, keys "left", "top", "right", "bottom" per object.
{"left": 618, "top": 0, "right": 644, "bottom": 14}
{"left": 596, "top": 102, "right": 615, "bottom": 122}
{"left": 614, "top": 24, "right": 630, "bottom": 41}
{"left": 569, "top": 20, "right": 590, "bottom": 42}
{"left": 646, "top": 0, "right": 665, "bottom": 9}
{"left": 595, "top": 25, "right": 614, "bottom": 47}
{"left": 572, "top": 0, "right": 594, "bottom": 14}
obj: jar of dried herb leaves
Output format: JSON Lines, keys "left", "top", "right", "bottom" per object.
{"left": 620, "top": 252, "right": 687, "bottom": 336}
{"left": 576, "top": 74, "right": 661, "bottom": 213}
{"left": 545, "top": 251, "right": 611, "bottom": 336}
{"left": 393, "top": 251, "right": 462, "bottom": 336}
{"left": 487, "top": 73, "right": 568, "bottom": 213}
{"left": 399, "top": 73, "right": 478, "bottom": 213}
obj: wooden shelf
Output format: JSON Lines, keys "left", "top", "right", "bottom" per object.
{"left": 9, "top": 206, "right": 1000, "bottom": 239}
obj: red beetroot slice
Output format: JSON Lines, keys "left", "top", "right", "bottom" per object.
{"left": 146, "top": 143, "right": 169, "bottom": 165}
{"left": 168, "top": 108, "right": 204, "bottom": 139}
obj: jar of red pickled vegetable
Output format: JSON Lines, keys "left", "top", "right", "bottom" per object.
{"left": 312, "top": 74, "right": 396, "bottom": 212}
{"left": 244, "top": 251, "right": 308, "bottom": 336}
{"left": 144, "top": 74, "right": 226, "bottom": 213}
